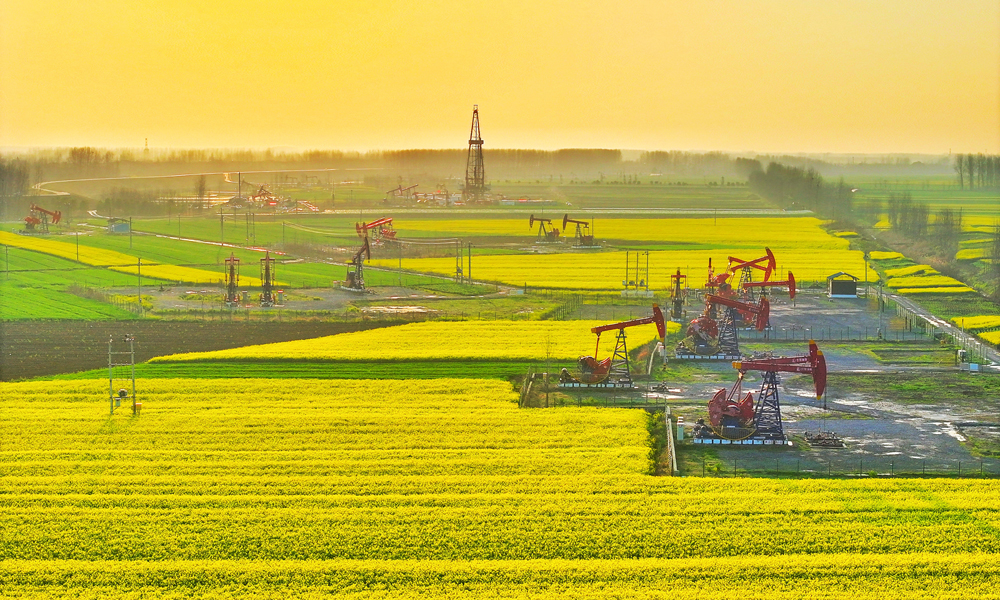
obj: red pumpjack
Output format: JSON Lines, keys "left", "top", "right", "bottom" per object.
{"left": 678, "top": 294, "right": 769, "bottom": 357}
{"left": 700, "top": 341, "right": 826, "bottom": 442}
{"left": 24, "top": 204, "right": 62, "bottom": 234}
{"left": 355, "top": 217, "right": 397, "bottom": 244}
{"left": 564, "top": 305, "right": 666, "bottom": 387}
{"left": 562, "top": 214, "right": 596, "bottom": 247}
{"left": 529, "top": 215, "right": 560, "bottom": 242}
{"left": 344, "top": 235, "right": 371, "bottom": 291}
{"left": 727, "top": 247, "right": 776, "bottom": 302}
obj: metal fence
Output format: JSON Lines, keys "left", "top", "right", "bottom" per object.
{"left": 739, "top": 326, "right": 934, "bottom": 342}
{"left": 688, "top": 454, "right": 999, "bottom": 478}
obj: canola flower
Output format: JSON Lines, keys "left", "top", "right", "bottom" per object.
{"left": 885, "top": 275, "right": 968, "bottom": 289}
{"left": 151, "top": 320, "right": 680, "bottom": 363}
{"left": 401, "top": 216, "right": 849, "bottom": 249}
{"left": 0, "top": 377, "right": 998, "bottom": 597}
{"left": 868, "top": 251, "right": 904, "bottom": 260}
{"left": 952, "top": 316, "right": 1000, "bottom": 330}
{"left": 957, "top": 248, "right": 987, "bottom": 261}
{"left": 894, "top": 286, "right": 977, "bottom": 295}
{"left": 376, "top": 248, "right": 874, "bottom": 290}
{"left": 884, "top": 264, "right": 938, "bottom": 278}
{"left": 0, "top": 230, "right": 267, "bottom": 285}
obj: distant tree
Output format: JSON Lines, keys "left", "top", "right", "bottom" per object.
{"left": 196, "top": 175, "right": 207, "bottom": 210}
{"left": 935, "top": 208, "right": 959, "bottom": 255}
{"left": 965, "top": 154, "right": 976, "bottom": 190}
{"left": 954, "top": 154, "right": 965, "bottom": 189}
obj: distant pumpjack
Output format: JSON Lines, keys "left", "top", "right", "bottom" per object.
{"left": 670, "top": 268, "right": 686, "bottom": 320}
{"left": 461, "top": 105, "right": 489, "bottom": 203}
{"left": 224, "top": 253, "right": 240, "bottom": 307}
{"left": 260, "top": 251, "right": 276, "bottom": 307}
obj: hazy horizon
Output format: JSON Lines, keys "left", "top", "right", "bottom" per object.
{"left": 2, "top": 0, "right": 998, "bottom": 154}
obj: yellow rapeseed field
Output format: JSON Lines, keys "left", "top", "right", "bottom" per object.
{"left": 869, "top": 251, "right": 904, "bottom": 260}
{"left": 885, "top": 274, "right": 968, "bottom": 289}
{"left": 401, "top": 216, "right": 849, "bottom": 250}
{"left": 152, "top": 319, "right": 680, "bottom": 363}
{"left": 378, "top": 248, "right": 874, "bottom": 289}
{"left": 377, "top": 215, "right": 877, "bottom": 289}
{"left": 895, "top": 286, "right": 976, "bottom": 295}
{"left": 1, "top": 377, "right": 999, "bottom": 597}
{"left": 952, "top": 316, "right": 1000, "bottom": 330}
{"left": 0, "top": 231, "right": 266, "bottom": 286}
{"left": 884, "top": 264, "right": 938, "bottom": 277}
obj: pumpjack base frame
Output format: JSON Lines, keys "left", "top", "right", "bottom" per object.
{"left": 673, "top": 352, "right": 741, "bottom": 362}
{"left": 571, "top": 245, "right": 602, "bottom": 250}
{"left": 340, "top": 285, "right": 370, "bottom": 293}
{"left": 621, "top": 290, "right": 655, "bottom": 298}
{"left": 693, "top": 437, "right": 792, "bottom": 446}
{"left": 558, "top": 381, "right": 635, "bottom": 390}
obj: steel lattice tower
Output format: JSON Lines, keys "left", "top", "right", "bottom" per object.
{"left": 463, "top": 105, "right": 488, "bottom": 203}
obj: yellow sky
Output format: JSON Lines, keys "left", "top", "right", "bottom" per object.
{"left": 1, "top": 0, "right": 998, "bottom": 153}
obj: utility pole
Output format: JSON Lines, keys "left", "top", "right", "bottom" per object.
{"left": 468, "top": 242, "right": 472, "bottom": 282}
{"left": 137, "top": 258, "right": 142, "bottom": 316}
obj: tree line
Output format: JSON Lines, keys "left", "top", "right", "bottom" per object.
{"left": 749, "top": 162, "right": 965, "bottom": 257}
{"left": 953, "top": 153, "right": 1000, "bottom": 190}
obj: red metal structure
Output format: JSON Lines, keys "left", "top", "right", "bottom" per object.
{"left": 223, "top": 253, "right": 240, "bottom": 307}
{"left": 743, "top": 272, "right": 796, "bottom": 300}
{"left": 562, "top": 214, "right": 596, "bottom": 247}
{"left": 727, "top": 247, "right": 776, "bottom": 301}
{"left": 678, "top": 295, "right": 769, "bottom": 357}
{"left": 355, "top": 217, "right": 397, "bottom": 243}
{"left": 260, "top": 251, "right": 276, "bottom": 307}
{"left": 705, "top": 257, "right": 730, "bottom": 291}
{"left": 529, "top": 215, "right": 560, "bottom": 242}
{"left": 24, "top": 204, "right": 62, "bottom": 233}
{"left": 670, "top": 268, "right": 686, "bottom": 320}
{"left": 566, "top": 305, "right": 666, "bottom": 387}
{"left": 386, "top": 184, "right": 418, "bottom": 201}
{"left": 462, "top": 105, "right": 489, "bottom": 203}
{"left": 702, "top": 341, "right": 827, "bottom": 441}
{"left": 344, "top": 235, "right": 371, "bottom": 291}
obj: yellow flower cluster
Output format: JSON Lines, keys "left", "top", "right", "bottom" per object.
{"left": 152, "top": 319, "right": 679, "bottom": 363}
{"left": 402, "top": 216, "right": 849, "bottom": 249}
{"left": 0, "top": 377, "right": 997, "bottom": 596}
{"left": 381, "top": 217, "right": 875, "bottom": 289}
{"left": 0, "top": 230, "right": 266, "bottom": 285}
{"left": 952, "top": 316, "right": 1000, "bottom": 330}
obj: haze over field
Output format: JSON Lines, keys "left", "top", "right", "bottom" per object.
{"left": 1, "top": 0, "right": 997, "bottom": 153}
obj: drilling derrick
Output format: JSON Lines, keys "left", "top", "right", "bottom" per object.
{"left": 462, "top": 105, "right": 489, "bottom": 203}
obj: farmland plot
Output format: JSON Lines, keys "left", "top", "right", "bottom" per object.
{"left": 1, "top": 378, "right": 999, "bottom": 597}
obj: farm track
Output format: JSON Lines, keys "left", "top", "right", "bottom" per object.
{"left": 0, "top": 320, "right": 396, "bottom": 381}
{"left": 892, "top": 293, "right": 1000, "bottom": 364}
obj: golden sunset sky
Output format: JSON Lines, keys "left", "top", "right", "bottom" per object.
{"left": 1, "top": 0, "right": 997, "bottom": 153}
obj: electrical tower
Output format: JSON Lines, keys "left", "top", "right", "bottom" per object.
{"left": 462, "top": 105, "right": 489, "bottom": 203}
